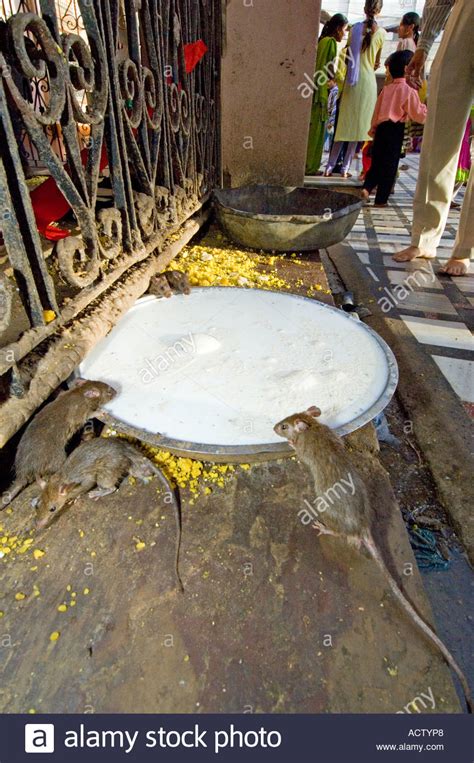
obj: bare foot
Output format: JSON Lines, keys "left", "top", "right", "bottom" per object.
{"left": 393, "top": 245, "right": 436, "bottom": 263}
{"left": 361, "top": 189, "right": 370, "bottom": 201}
{"left": 324, "top": 170, "right": 332, "bottom": 177}
{"left": 439, "top": 257, "right": 470, "bottom": 276}
{"left": 341, "top": 172, "right": 352, "bottom": 179}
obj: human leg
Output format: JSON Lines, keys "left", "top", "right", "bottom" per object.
{"left": 374, "top": 122, "right": 405, "bottom": 205}
{"left": 340, "top": 141, "right": 357, "bottom": 176}
{"left": 394, "top": 0, "right": 474, "bottom": 264}
{"left": 325, "top": 140, "right": 345, "bottom": 175}
{"left": 440, "top": 169, "right": 473, "bottom": 274}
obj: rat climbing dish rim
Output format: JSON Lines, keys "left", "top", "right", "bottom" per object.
{"left": 77, "top": 288, "right": 399, "bottom": 463}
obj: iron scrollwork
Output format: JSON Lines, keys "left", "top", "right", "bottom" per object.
{"left": 0, "top": 0, "right": 221, "bottom": 353}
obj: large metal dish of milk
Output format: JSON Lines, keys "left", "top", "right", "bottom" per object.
{"left": 78, "top": 287, "right": 398, "bottom": 460}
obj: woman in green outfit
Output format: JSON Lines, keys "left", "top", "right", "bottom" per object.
{"left": 325, "top": 0, "right": 385, "bottom": 178}
{"left": 305, "top": 14, "right": 348, "bottom": 176}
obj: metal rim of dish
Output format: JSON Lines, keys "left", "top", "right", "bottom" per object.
{"left": 80, "top": 287, "right": 399, "bottom": 463}
{"left": 213, "top": 186, "right": 363, "bottom": 225}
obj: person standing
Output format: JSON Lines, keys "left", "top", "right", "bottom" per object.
{"left": 362, "top": 51, "right": 427, "bottom": 207}
{"left": 397, "top": 13, "right": 424, "bottom": 155}
{"left": 393, "top": 0, "right": 474, "bottom": 276}
{"left": 325, "top": 0, "right": 386, "bottom": 178}
{"left": 305, "top": 14, "right": 348, "bottom": 175}
{"left": 452, "top": 110, "right": 473, "bottom": 205}
{"left": 397, "top": 12, "right": 420, "bottom": 53}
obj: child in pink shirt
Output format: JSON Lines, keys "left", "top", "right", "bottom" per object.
{"left": 361, "top": 50, "right": 427, "bottom": 206}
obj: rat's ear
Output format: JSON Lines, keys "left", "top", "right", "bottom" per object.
{"left": 83, "top": 387, "right": 100, "bottom": 398}
{"left": 60, "top": 482, "right": 81, "bottom": 496}
{"left": 306, "top": 406, "right": 322, "bottom": 418}
{"left": 37, "top": 477, "right": 48, "bottom": 490}
{"left": 294, "top": 418, "right": 310, "bottom": 432}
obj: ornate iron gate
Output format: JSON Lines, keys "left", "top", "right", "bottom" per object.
{"left": 0, "top": 0, "right": 221, "bottom": 442}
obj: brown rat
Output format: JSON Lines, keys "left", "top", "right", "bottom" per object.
{"left": 148, "top": 271, "right": 191, "bottom": 299}
{"left": 148, "top": 274, "right": 173, "bottom": 299}
{"left": 274, "top": 406, "right": 472, "bottom": 714}
{"left": 35, "top": 437, "right": 184, "bottom": 592}
{"left": 164, "top": 270, "right": 191, "bottom": 295}
{"left": 1, "top": 380, "right": 116, "bottom": 509}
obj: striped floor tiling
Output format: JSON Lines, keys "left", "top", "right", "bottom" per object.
{"left": 386, "top": 269, "right": 443, "bottom": 290}
{"left": 455, "top": 277, "right": 474, "bottom": 293}
{"left": 396, "top": 292, "right": 458, "bottom": 316}
{"left": 432, "top": 356, "right": 474, "bottom": 403}
{"left": 334, "top": 153, "right": 474, "bottom": 405}
{"left": 401, "top": 316, "right": 474, "bottom": 352}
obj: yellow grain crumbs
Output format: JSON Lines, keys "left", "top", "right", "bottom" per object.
{"left": 57, "top": 604, "right": 67, "bottom": 612}
{"left": 49, "top": 631, "right": 60, "bottom": 642}
{"left": 17, "top": 539, "right": 34, "bottom": 554}
{"left": 168, "top": 238, "right": 290, "bottom": 293}
{"left": 15, "top": 592, "right": 26, "bottom": 601}
{"left": 83, "top": 588, "right": 90, "bottom": 595}
{"left": 33, "top": 549, "right": 45, "bottom": 560}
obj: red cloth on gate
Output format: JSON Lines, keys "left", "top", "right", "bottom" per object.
{"left": 30, "top": 143, "right": 109, "bottom": 239}
{"left": 361, "top": 141, "right": 373, "bottom": 179}
{"left": 30, "top": 40, "right": 208, "bottom": 239}
{"left": 184, "top": 40, "right": 208, "bottom": 73}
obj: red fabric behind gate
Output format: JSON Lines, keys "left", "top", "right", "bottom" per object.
{"left": 29, "top": 41, "right": 208, "bottom": 240}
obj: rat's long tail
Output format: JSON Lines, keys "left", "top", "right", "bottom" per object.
{"left": 151, "top": 463, "right": 184, "bottom": 594}
{"left": 126, "top": 445, "right": 184, "bottom": 593}
{"left": 364, "top": 532, "right": 472, "bottom": 714}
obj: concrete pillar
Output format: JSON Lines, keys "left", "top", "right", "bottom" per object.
{"left": 221, "top": 0, "right": 321, "bottom": 188}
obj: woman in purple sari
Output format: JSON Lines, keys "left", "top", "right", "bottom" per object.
{"left": 325, "top": 0, "right": 385, "bottom": 178}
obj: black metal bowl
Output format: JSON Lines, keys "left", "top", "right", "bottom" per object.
{"left": 213, "top": 185, "right": 362, "bottom": 252}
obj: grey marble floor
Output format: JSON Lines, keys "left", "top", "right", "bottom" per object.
{"left": 330, "top": 154, "right": 473, "bottom": 407}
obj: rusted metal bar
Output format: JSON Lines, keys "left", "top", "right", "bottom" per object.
{"left": 0, "top": 194, "right": 209, "bottom": 376}
{"left": 0, "top": 207, "right": 210, "bottom": 447}
{"left": 0, "top": 0, "right": 222, "bottom": 429}
{"left": 0, "top": 75, "right": 58, "bottom": 325}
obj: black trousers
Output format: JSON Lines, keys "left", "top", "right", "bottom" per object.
{"left": 363, "top": 120, "right": 405, "bottom": 204}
